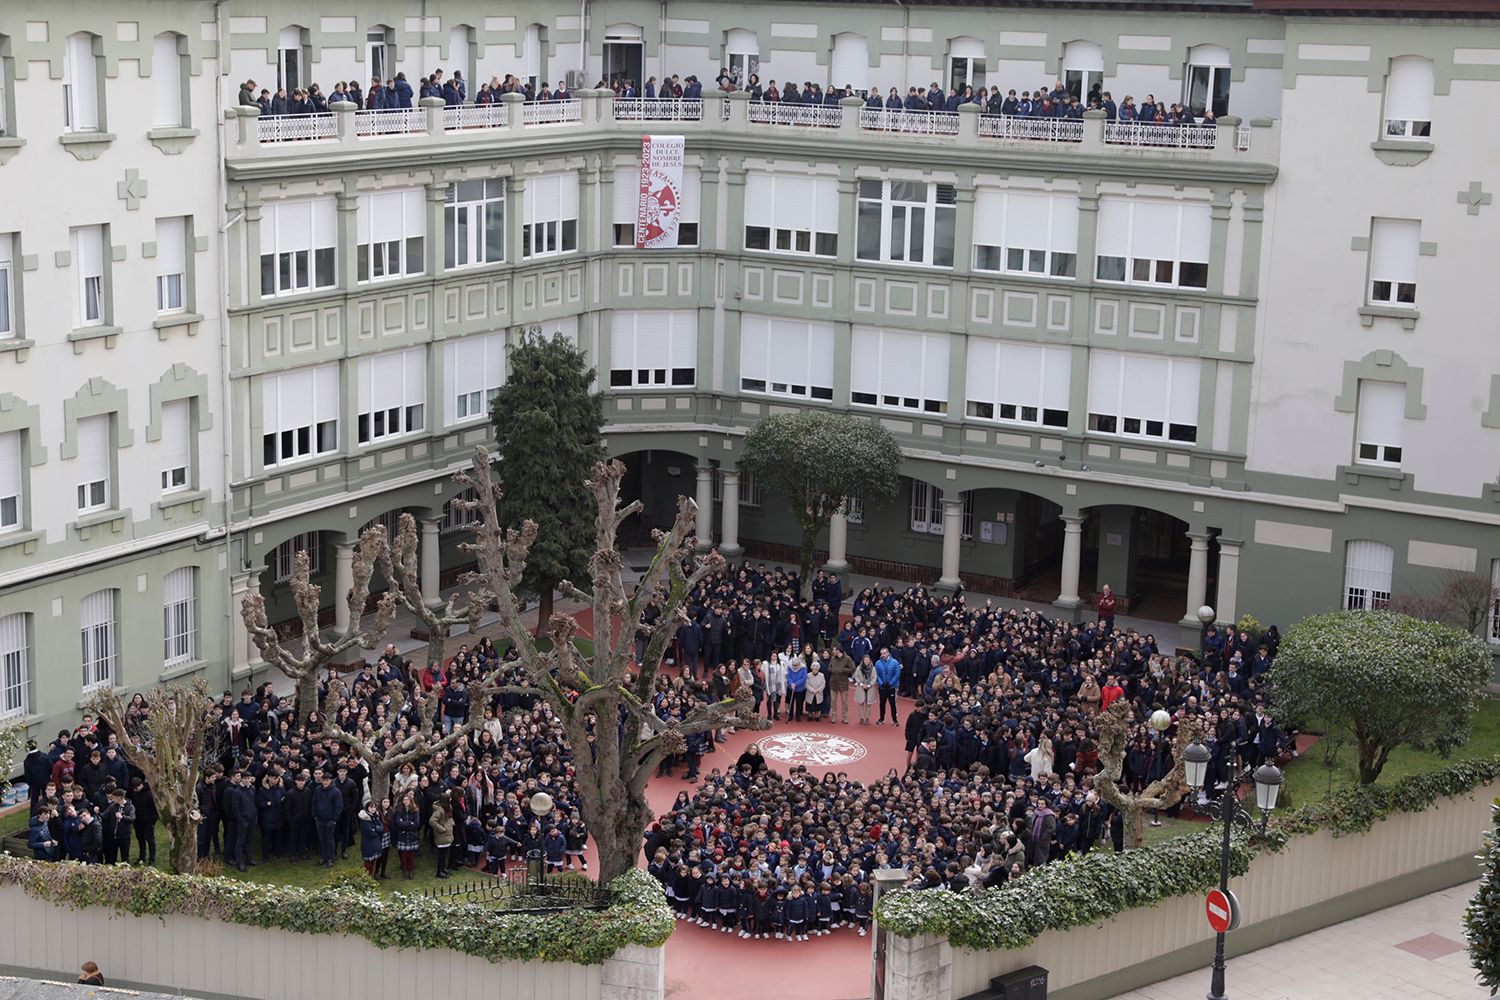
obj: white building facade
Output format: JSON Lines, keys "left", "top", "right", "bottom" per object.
{"left": 0, "top": 0, "right": 1497, "bottom": 737}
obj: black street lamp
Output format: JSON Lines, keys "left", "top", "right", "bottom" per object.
{"left": 1182, "top": 741, "right": 1283, "bottom": 1000}
{"left": 527, "top": 791, "right": 554, "bottom": 888}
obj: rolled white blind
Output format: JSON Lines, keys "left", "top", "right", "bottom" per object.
{"left": 1168, "top": 360, "right": 1201, "bottom": 426}
{"left": 772, "top": 176, "right": 814, "bottom": 232}
{"left": 76, "top": 415, "right": 109, "bottom": 480}
{"left": 1095, "top": 199, "right": 1129, "bottom": 258}
{"left": 1131, "top": 201, "right": 1179, "bottom": 261}
{"left": 1087, "top": 351, "right": 1123, "bottom": 414}
{"left": 1180, "top": 204, "right": 1212, "bottom": 262}
{"left": 808, "top": 321, "right": 834, "bottom": 388}
{"left": 1358, "top": 381, "right": 1405, "bottom": 445}
{"left": 668, "top": 312, "right": 696, "bottom": 368}
{"left": 313, "top": 365, "right": 339, "bottom": 425}
{"left": 1385, "top": 57, "right": 1434, "bottom": 121}
{"left": 558, "top": 172, "right": 579, "bottom": 220}
{"left": 950, "top": 36, "right": 985, "bottom": 59}
{"left": 67, "top": 34, "right": 99, "bottom": 130}
{"left": 1063, "top": 40, "right": 1103, "bottom": 71}
{"left": 613, "top": 167, "right": 638, "bottom": 225}
{"left": 813, "top": 178, "right": 838, "bottom": 234}
{"left": 680, "top": 168, "right": 701, "bottom": 223}
{"left": 767, "top": 319, "right": 805, "bottom": 386}
{"left": 851, "top": 327, "right": 880, "bottom": 397}
{"left": 633, "top": 314, "right": 670, "bottom": 369}
{"left": 1371, "top": 219, "right": 1420, "bottom": 283}
{"left": 156, "top": 218, "right": 186, "bottom": 277}
{"left": 161, "top": 399, "right": 191, "bottom": 472}
{"left": 1188, "top": 44, "right": 1230, "bottom": 67}
{"left": 1041, "top": 345, "right": 1071, "bottom": 409}
{"left": 528, "top": 174, "right": 560, "bottom": 225}
{"left": 998, "top": 342, "right": 1040, "bottom": 407}
{"left": 829, "top": 33, "right": 868, "bottom": 87}
{"left": 0, "top": 431, "right": 19, "bottom": 499}
{"left": 1124, "top": 355, "right": 1169, "bottom": 421}
{"left": 922, "top": 334, "right": 949, "bottom": 403}
{"left": 274, "top": 202, "right": 311, "bottom": 253}
{"left": 0, "top": 613, "right": 24, "bottom": 660}
{"left": 74, "top": 226, "right": 103, "bottom": 276}
{"left": 973, "top": 190, "right": 1005, "bottom": 246}
{"left": 967, "top": 338, "right": 999, "bottom": 402}
{"left": 881, "top": 330, "right": 924, "bottom": 399}
{"left": 1051, "top": 197, "right": 1080, "bottom": 254}
{"left": 151, "top": 33, "right": 182, "bottom": 127}
{"left": 740, "top": 316, "right": 768, "bottom": 384}
{"left": 404, "top": 347, "right": 426, "bottom": 405}
{"left": 1004, "top": 193, "right": 1050, "bottom": 249}
{"left": 313, "top": 198, "right": 337, "bottom": 249}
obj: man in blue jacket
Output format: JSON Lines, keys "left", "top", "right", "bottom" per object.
{"left": 311, "top": 770, "right": 343, "bottom": 867}
{"left": 874, "top": 648, "right": 901, "bottom": 725}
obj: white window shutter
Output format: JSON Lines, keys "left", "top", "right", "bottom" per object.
{"left": 1088, "top": 351, "right": 1123, "bottom": 415}
{"left": 1050, "top": 197, "right": 1080, "bottom": 255}
{"left": 151, "top": 34, "right": 182, "bottom": 127}
{"left": 1357, "top": 381, "right": 1405, "bottom": 448}
{"left": 277, "top": 202, "right": 312, "bottom": 253}
{"left": 669, "top": 312, "right": 696, "bottom": 369}
{"left": 1123, "top": 355, "right": 1169, "bottom": 422}
{"left": 1179, "top": 204, "right": 1212, "bottom": 263}
{"left": 774, "top": 176, "right": 815, "bottom": 233}
{"left": 808, "top": 321, "right": 835, "bottom": 390}
{"left": 829, "top": 33, "right": 869, "bottom": 88}
{"left": 999, "top": 342, "right": 1043, "bottom": 408}
{"left": 813, "top": 179, "right": 839, "bottom": 234}
{"left": 1131, "top": 201, "right": 1179, "bottom": 262}
{"left": 161, "top": 399, "right": 191, "bottom": 473}
{"left": 851, "top": 327, "right": 881, "bottom": 398}
{"left": 1095, "top": 199, "right": 1129, "bottom": 258}
{"left": 1041, "top": 346, "right": 1072, "bottom": 411}
{"left": 882, "top": 330, "right": 925, "bottom": 400}
{"left": 1063, "top": 40, "right": 1103, "bottom": 71}
{"left": 614, "top": 167, "right": 638, "bottom": 225}
{"left": 966, "top": 338, "right": 1000, "bottom": 404}
{"left": 1385, "top": 57, "right": 1434, "bottom": 123}
{"left": 76, "top": 415, "right": 109, "bottom": 482}
{"left": 922, "top": 334, "right": 949, "bottom": 405}
{"left": 973, "top": 190, "right": 1005, "bottom": 247}
{"left": 0, "top": 431, "right": 20, "bottom": 501}
{"left": 1168, "top": 360, "right": 1201, "bottom": 426}
{"left": 313, "top": 198, "right": 337, "bottom": 248}
{"left": 68, "top": 34, "right": 99, "bottom": 131}
{"left": 1004, "top": 194, "right": 1050, "bottom": 249}
{"left": 156, "top": 218, "right": 186, "bottom": 277}
{"left": 81, "top": 590, "right": 113, "bottom": 630}
{"left": 313, "top": 365, "right": 340, "bottom": 426}
{"left": 767, "top": 318, "right": 806, "bottom": 387}
{"left": 558, "top": 173, "right": 579, "bottom": 221}
{"left": 1371, "top": 219, "right": 1420, "bottom": 284}
{"left": 740, "top": 316, "right": 768, "bottom": 384}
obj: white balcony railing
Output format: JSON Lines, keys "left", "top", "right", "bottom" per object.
{"left": 613, "top": 98, "right": 704, "bottom": 122}
{"left": 858, "top": 107, "right": 960, "bottom": 136}
{"left": 353, "top": 108, "right": 426, "bottom": 137}
{"left": 746, "top": 102, "right": 842, "bottom": 128}
{"left": 1236, "top": 124, "right": 1252, "bottom": 152}
{"left": 443, "top": 103, "right": 510, "bottom": 131}
{"left": 256, "top": 113, "right": 338, "bottom": 143}
{"left": 1103, "top": 121, "right": 1217, "bottom": 149}
{"left": 523, "top": 99, "right": 583, "bottom": 126}
{"left": 977, "top": 115, "right": 1085, "bottom": 143}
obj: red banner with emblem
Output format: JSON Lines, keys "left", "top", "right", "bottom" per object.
{"left": 636, "top": 134, "right": 685, "bottom": 249}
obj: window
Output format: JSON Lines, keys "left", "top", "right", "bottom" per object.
{"left": 1184, "top": 44, "right": 1230, "bottom": 118}
{"left": 444, "top": 331, "right": 505, "bottom": 424}
{"left": 850, "top": 326, "right": 949, "bottom": 414}
{"left": 1343, "top": 540, "right": 1393, "bottom": 611}
{"left": 948, "top": 37, "right": 986, "bottom": 93}
{"left": 603, "top": 24, "right": 645, "bottom": 87}
{"left": 725, "top": 29, "right": 759, "bottom": 88}
{"left": 1369, "top": 218, "right": 1419, "bottom": 307}
{"left": 151, "top": 33, "right": 185, "bottom": 128}
{"left": 362, "top": 509, "right": 402, "bottom": 539}
{"left": 829, "top": 33, "right": 868, "bottom": 91}
{"left": 1062, "top": 41, "right": 1103, "bottom": 102}
{"left": 1383, "top": 56, "right": 1433, "bottom": 140}
{"left": 522, "top": 173, "right": 579, "bottom": 259}
{"left": 610, "top": 310, "right": 697, "bottom": 388}
{"left": 155, "top": 216, "right": 187, "bottom": 314}
{"left": 277, "top": 26, "right": 303, "bottom": 94}
{"left": 71, "top": 225, "right": 105, "bottom": 327}
{"left": 74, "top": 414, "right": 110, "bottom": 512}
{"left": 445, "top": 179, "right": 505, "bottom": 269}
{"left": 967, "top": 341, "right": 1071, "bottom": 427}
{"left": 522, "top": 24, "right": 544, "bottom": 90}
{"left": 856, "top": 179, "right": 957, "bottom": 268}
{"left": 1354, "top": 380, "right": 1405, "bottom": 467}
{"left": 0, "top": 232, "right": 14, "bottom": 337}
{"left": 843, "top": 495, "right": 864, "bottom": 526}
{"left": 0, "top": 613, "right": 27, "bottom": 719}
{"left": 744, "top": 173, "right": 838, "bottom": 257}
{"left": 261, "top": 364, "right": 339, "bottom": 467}
{"left": 0, "top": 430, "right": 19, "bottom": 530}
{"left": 367, "top": 28, "right": 390, "bottom": 84}
{"left": 259, "top": 198, "right": 337, "bottom": 297}
{"left": 1095, "top": 198, "right": 1210, "bottom": 289}
{"left": 973, "top": 190, "right": 1079, "bottom": 278}
{"left": 445, "top": 486, "right": 480, "bottom": 532}
{"left": 64, "top": 33, "right": 100, "bottom": 132}
{"left": 910, "top": 482, "right": 974, "bottom": 538}
{"left": 1086, "top": 351, "right": 1200, "bottom": 444}
{"left": 357, "top": 347, "right": 426, "bottom": 444}
{"left": 273, "top": 532, "right": 322, "bottom": 582}
{"left": 357, "top": 189, "right": 425, "bottom": 283}
{"left": 613, "top": 166, "right": 700, "bottom": 247}
{"left": 716, "top": 468, "right": 764, "bottom": 507}
{"left": 740, "top": 316, "right": 835, "bottom": 401}
{"left": 160, "top": 398, "right": 192, "bottom": 492}
{"left": 80, "top": 590, "right": 116, "bottom": 692}
{"left": 163, "top": 567, "right": 197, "bottom": 667}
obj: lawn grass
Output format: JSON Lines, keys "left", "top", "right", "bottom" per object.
{"left": 1139, "top": 815, "right": 1206, "bottom": 848}
{"left": 1281, "top": 694, "right": 1500, "bottom": 808}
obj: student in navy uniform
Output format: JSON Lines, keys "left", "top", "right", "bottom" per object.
{"left": 735, "top": 878, "right": 756, "bottom": 937}
{"left": 784, "top": 884, "right": 809, "bottom": 941}
{"left": 771, "top": 885, "right": 789, "bottom": 938}
{"left": 814, "top": 882, "right": 834, "bottom": 935}
{"left": 393, "top": 72, "right": 413, "bottom": 108}
{"left": 692, "top": 873, "right": 716, "bottom": 926}
{"left": 750, "top": 883, "right": 773, "bottom": 938}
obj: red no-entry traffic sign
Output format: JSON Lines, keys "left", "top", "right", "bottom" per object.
{"left": 1205, "top": 889, "right": 1240, "bottom": 933}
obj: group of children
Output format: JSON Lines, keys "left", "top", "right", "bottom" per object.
{"left": 651, "top": 860, "right": 874, "bottom": 939}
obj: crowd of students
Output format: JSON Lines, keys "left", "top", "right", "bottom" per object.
{"left": 235, "top": 59, "right": 1216, "bottom": 128}
{"left": 640, "top": 562, "right": 1288, "bottom": 937}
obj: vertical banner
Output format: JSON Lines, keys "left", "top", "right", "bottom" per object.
{"left": 637, "top": 134, "right": 685, "bottom": 249}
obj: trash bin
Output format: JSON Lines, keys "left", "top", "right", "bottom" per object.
{"left": 991, "top": 965, "right": 1048, "bottom": 1000}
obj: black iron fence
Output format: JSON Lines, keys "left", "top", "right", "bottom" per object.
{"left": 417, "top": 858, "right": 614, "bottom": 912}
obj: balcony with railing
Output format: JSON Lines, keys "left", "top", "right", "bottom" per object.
{"left": 226, "top": 92, "right": 1279, "bottom": 172}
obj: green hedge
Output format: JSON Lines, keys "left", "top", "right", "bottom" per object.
{"left": 0, "top": 856, "right": 672, "bottom": 965}
{"left": 876, "top": 754, "right": 1500, "bottom": 948}
{"left": 1465, "top": 801, "right": 1500, "bottom": 996}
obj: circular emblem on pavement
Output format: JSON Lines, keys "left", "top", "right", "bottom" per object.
{"left": 757, "top": 731, "right": 868, "bottom": 767}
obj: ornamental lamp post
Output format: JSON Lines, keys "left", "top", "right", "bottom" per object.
{"left": 527, "top": 791, "right": 554, "bottom": 887}
{"left": 1182, "top": 739, "right": 1283, "bottom": 1000}
{"left": 1197, "top": 604, "right": 1216, "bottom": 651}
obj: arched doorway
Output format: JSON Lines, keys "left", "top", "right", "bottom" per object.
{"left": 612, "top": 448, "right": 701, "bottom": 547}
{"left": 1079, "top": 505, "right": 1206, "bottom": 625}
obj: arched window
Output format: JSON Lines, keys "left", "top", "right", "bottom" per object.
{"left": 1062, "top": 41, "right": 1103, "bottom": 102}
{"left": 1184, "top": 44, "right": 1230, "bottom": 118}
{"left": 152, "top": 33, "right": 186, "bottom": 128}
{"left": 725, "top": 28, "right": 758, "bottom": 86}
{"left": 1343, "top": 540, "right": 1393, "bottom": 611}
{"left": 64, "top": 32, "right": 100, "bottom": 132}
{"left": 948, "top": 36, "right": 985, "bottom": 92}
{"left": 829, "top": 33, "right": 868, "bottom": 92}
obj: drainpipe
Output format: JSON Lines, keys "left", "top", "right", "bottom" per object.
{"left": 894, "top": 0, "right": 909, "bottom": 86}
{"left": 580, "top": 0, "right": 589, "bottom": 85}
{"left": 660, "top": 0, "right": 667, "bottom": 87}
{"left": 213, "top": 0, "right": 238, "bottom": 678}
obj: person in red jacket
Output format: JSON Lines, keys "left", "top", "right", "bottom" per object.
{"left": 50, "top": 748, "right": 76, "bottom": 789}
{"left": 1094, "top": 583, "right": 1117, "bottom": 632}
{"left": 1099, "top": 674, "right": 1125, "bottom": 712}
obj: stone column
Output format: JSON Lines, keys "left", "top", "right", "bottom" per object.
{"left": 335, "top": 190, "right": 359, "bottom": 290}
{"left": 824, "top": 507, "right": 850, "bottom": 574}
{"left": 333, "top": 542, "right": 356, "bottom": 633}
{"left": 1215, "top": 537, "right": 1242, "bottom": 627}
{"left": 229, "top": 571, "right": 263, "bottom": 681}
{"left": 719, "top": 469, "right": 742, "bottom": 556}
{"left": 420, "top": 516, "right": 443, "bottom": 608}
{"left": 694, "top": 466, "right": 714, "bottom": 550}
{"left": 1181, "top": 531, "right": 1212, "bottom": 626}
{"left": 1054, "top": 514, "right": 1086, "bottom": 611}
{"left": 937, "top": 498, "right": 964, "bottom": 592}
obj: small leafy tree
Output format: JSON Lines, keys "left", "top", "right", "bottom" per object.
{"left": 488, "top": 331, "right": 604, "bottom": 625}
{"left": 1266, "top": 611, "right": 1492, "bottom": 784}
{"left": 1393, "top": 569, "right": 1500, "bottom": 638}
{"left": 88, "top": 678, "right": 217, "bottom": 873}
{"left": 1466, "top": 800, "right": 1500, "bottom": 996}
{"left": 0, "top": 722, "right": 24, "bottom": 795}
{"left": 240, "top": 527, "right": 398, "bottom": 719}
{"left": 741, "top": 411, "right": 903, "bottom": 598}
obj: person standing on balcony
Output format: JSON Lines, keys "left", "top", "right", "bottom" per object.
{"left": 555, "top": 80, "right": 572, "bottom": 102}
{"left": 684, "top": 75, "right": 702, "bottom": 100}
{"left": 366, "top": 77, "right": 383, "bottom": 109}
{"left": 453, "top": 70, "right": 466, "bottom": 102}
{"left": 393, "top": 71, "right": 413, "bottom": 108}
{"left": 1101, "top": 91, "right": 1117, "bottom": 120}
{"left": 238, "top": 79, "right": 258, "bottom": 106}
